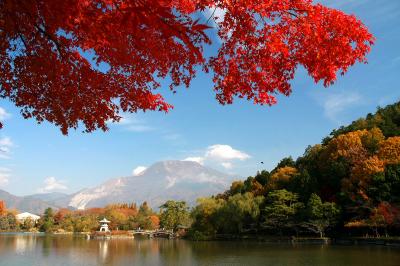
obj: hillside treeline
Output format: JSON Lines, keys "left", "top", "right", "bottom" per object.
{"left": 189, "top": 102, "right": 400, "bottom": 239}
{"left": 0, "top": 201, "right": 160, "bottom": 233}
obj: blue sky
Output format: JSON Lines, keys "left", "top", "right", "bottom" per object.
{"left": 0, "top": 0, "right": 399, "bottom": 196}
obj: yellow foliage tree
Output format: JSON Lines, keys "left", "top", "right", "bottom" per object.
{"left": 378, "top": 136, "right": 400, "bottom": 164}
{"left": 330, "top": 129, "right": 386, "bottom": 203}
{"left": 327, "top": 130, "right": 368, "bottom": 162}
{"left": 268, "top": 166, "right": 298, "bottom": 190}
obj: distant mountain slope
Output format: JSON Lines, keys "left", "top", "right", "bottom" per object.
{"left": 0, "top": 189, "right": 59, "bottom": 214}
{"left": 68, "top": 160, "right": 237, "bottom": 210}
{"left": 26, "top": 192, "right": 68, "bottom": 202}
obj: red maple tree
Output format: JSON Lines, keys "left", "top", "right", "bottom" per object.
{"left": 0, "top": 0, "right": 374, "bottom": 134}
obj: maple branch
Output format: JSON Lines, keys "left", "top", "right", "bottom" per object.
{"left": 18, "top": 34, "right": 28, "bottom": 50}
{"left": 34, "top": 24, "right": 63, "bottom": 59}
{"left": 33, "top": 24, "right": 82, "bottom": 72}
{"left": 206, "top": 8, "right": 217, "bottom": 24}
{"left": 286, "top": 11, "right": 299, "bottom": 18}
{"left": 285, "top": 9, "right": 308, "bottom": 19}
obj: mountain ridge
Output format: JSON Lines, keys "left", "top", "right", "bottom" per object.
{"left": 0, "top": 160, "right": 238, "bottom": 213}
{"left": 67, "top": 160, "right": 237, "bottom": 210}
{"left": 0, "top": 189, "right": 60, "bottom": 214}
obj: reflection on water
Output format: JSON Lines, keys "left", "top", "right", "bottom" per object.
{"left": 0, "top": 233, "right": 400, "bottom": 266}
{"left": 14, "top": 234, "right": 36, "bottom": 254}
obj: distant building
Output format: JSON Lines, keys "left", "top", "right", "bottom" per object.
{"left": 99, "top": 218, "right": 110, "bottom": 232}
{"left": 16, "top": 212, "right": 40, "bottom": 223}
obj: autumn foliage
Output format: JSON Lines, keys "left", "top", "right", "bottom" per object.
{"left": 0, "top": 0, "right": 374, "bottom": 133}
{"left": 0, "top": 200, "right": 5, "bottom": 216}
{"left": 202, "top": 103, "right": 400, "bottom": 238}
{"left": 268, "top": 166, "right": 298, "bottom": 190}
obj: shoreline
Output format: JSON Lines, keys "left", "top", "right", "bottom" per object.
{"left": 1, "top": 232, "right": 400, "bottom": 247}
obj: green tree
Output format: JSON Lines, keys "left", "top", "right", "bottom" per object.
{"left": 288, "top": 170, "right": 318, "bottom": 202}
{"left": 73, "top": 215, "right": 98, "bottom": 232}
{"left": 254, "top": 170, "right": 270, "bottom": 186}
{"left": 302, "top": 194, "right": 340, "bottom": 237}
{"left": 130, "top": 202, "right": 156, "bottom": 230}
{"left": 138, "top": 201, "right": 152, "bottom": 217}
{"left": 275, "top": 157, "right": 296, "bottom": 170}
{"left": 228, "top": 181, "right": 245, "bottom": 195}
{"left": 133, "top": 215, "right": 154, "bottom": 230}
{"left": 59, "top": 214, "right": 74, "bottom": 232}
{"left": 40, "top": 208, "right": 55, "bottom": 233}
{"left": 21, "top": 217, "right": 35, "bottom": 231}
{"left": 218, "top": 192, "right": 264, "bottom": 234}
{"left": 0, "top": 215, "right": 10, "bottom": 230}
{"left": 105, "top": 208, "right": 128, "bottom": 230}
{"left": 368, "top": 164, "right": 400, "bottom": 203}
{"left": 189, "top": 197, "right": 225, "bottom": 240}
{"left": 262, "top": 190, "right": 304, "bottom": 235}
{"left": 159, "top": 201, "right": 191, "bottom": 231}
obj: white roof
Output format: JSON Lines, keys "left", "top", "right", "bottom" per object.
{"left": 16, "top": 212, "right": 40, "bottom": 220}
{"left": 100, "top": 218, "right": 110, "bottom": 223}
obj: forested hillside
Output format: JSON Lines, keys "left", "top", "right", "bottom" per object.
{"left": 189, "top": 101, "right": 400, "bottom": 240}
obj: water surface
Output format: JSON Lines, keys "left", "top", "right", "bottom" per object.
{"left": 1, "top": 233, "right": 399, "bottom": 266}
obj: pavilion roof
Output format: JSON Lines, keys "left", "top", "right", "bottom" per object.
{"left": 99, "top": 218, "right": 110, "bottom": 223}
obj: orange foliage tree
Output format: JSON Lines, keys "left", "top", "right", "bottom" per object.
{"left": 345, "top": 156, "right": 385, "bottom": 202}
{"left": 149, "top": 215, "right": 160, "bottom": 230}
{"left": 325, "top": 129, "right": 387, "bottom": 203}
{"left": 0, "top": 200, "right": 6, "bottom": 216}
{"left": 0, "top": 0, "right": 374, "bottom": 133}
{"left": 268, "top": 166, "right": 298, "bottom": 190}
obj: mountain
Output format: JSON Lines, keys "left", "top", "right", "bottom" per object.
{"left": 0, "top": 189, "right": 59, "bottom": 214}
{"left": 67, "top": 160, "right": 237, "bottom": 210}
{"left": 0, "top": 161, "right": 238, "bottom": 212}
{"left": 26, "top": 192, "right": 68, "bottom": 202}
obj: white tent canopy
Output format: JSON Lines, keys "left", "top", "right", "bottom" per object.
{"left": 16, "top": 212, "right": 40, "bottom": 222}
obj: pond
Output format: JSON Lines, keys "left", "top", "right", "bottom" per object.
{"left": 0, "top": 233, "right": 399, "bottom": 266}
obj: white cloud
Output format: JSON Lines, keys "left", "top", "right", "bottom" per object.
{"left": 0, "top": 167, "right": 11, "bottom": 186}
{"left": 183, "top": 157, "right": 205, "bottom": 165}
{"left": 182, "top": 144, "right": 250, "bottom": 170}
{"left": 0, "top": 137, "right": 13, "bottom": 159}
{"left": 221, "top": 162, "right": 233, "bottom": 169}
{"left": 0, "top": 107, "right": 11, "bottom": 121}
{"left": 37, "top": 177, "right": 68, "bottom": 193}
{"left": 132, "top": 166, "right": 147, "bottom": 176}
{"left": 206, "top": 144, "right": 250, "bottom": 161}
{"left": 321, "top": 91, "right": 362, "bottom": 122}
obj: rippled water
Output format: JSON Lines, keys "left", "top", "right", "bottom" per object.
{"left": 1, "top": 233, "right": 400, "bottom": 266}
